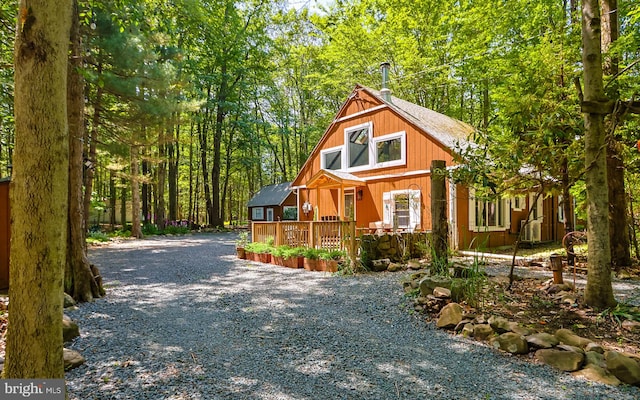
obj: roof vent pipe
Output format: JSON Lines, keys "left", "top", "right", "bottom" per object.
{"left": 380, "top": 62, "right": 392, "bottom": 102}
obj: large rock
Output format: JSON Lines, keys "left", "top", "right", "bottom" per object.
{"left": 526, "top": 332, "right": 559, "bottom": 349}
{"left": 419, "top": 276, "right": 452, "bottom": 296}
{"left": 555, "top": 328, "right": 592, "bottom": 349}
{"left": 371, "top": 258, "right": 390, "bottom": 272}
{"left": 491, "top": 332, "right": 529, "bottom": 354}
{"left": 585, "top": 342, "right": 605, "bottom": 354}
{"left": 535, "top": 349, "right": 584, "bottom": 372}
{"left": 63, "top": 348, "right": 85, "bottom": 371}
{"left": 488, "top": 316, "right": 514, "bottom": 334}
{"left": 436, "top": 303, "right": 463, "bottom": 329}
{"left": 461, "top": 323, "right": 474, "bottom": 338}
{"left": 63, "top": 293, "right": 76, "bottom": 308}
{"left": 473, "top": 324, "right": 494, "bottom": 340}
{"left": 584, "top": 351, "right": 606, "bottom": 369}
{"left": 433, "top": 287, "right": 451, "bottom": 299}
{"left": 63, "top": 314, "right": 80, "bottom": 343}
{"left": 605, "top": 351, "right": 640, "bottom": 386}
{"left": 572, "top": 365, "right": 621, "bottom": 386}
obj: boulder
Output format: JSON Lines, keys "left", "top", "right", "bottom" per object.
{"left": 436, "top": 303, "right": 463, "bottom": 329}
{"left": 526, "top": 332, "right": 559, "bottom": 349}
{"left": 419, "top": 276, "right": 452, "bottom": 296}
{"left": 492, "top": 332, "right": 529, "bottom": 354}
{"left": 371, "top": 258, "right": 390, "bottom": 272}
{"left": 433, "top": 287, "right": 451, "bottom": 299}
{"left": 584, "top": 351, "right": 607, "bottom": 369}
{"left": 535, "top": 349, "right": 584, "bottom": 372}
{"left": 555, "top": 328, "right": 592, "bottom": 349}
{"left": 605, "top": 351, "right": 640, "bottom": 386}
{"left": 557, "top": 344, "right": 584, "bottom": 354}
{"left": 488, "top": 316, "right": 513, "bottom": 334}
{"left": 473, "top": 324, "right": 494, "bottom": 340}
{"left": 510, "top": 325, "right": 533, "bottom": 337}
{"left": 63, "top": 293, "right": 76, "bottom": 308}
{"left": 572, "top": 365, "right": 621, "bottom": 386}
{"left": 62, "top": 314, "right": 80, "bottom": 343}
{"left": 461, "top": 323, "right": 474, "bottom": 338}
{"left": 63, "top": 348, "right": 85, "bottom": 371}
{"left": 387, "top": 263, "right": 404, "bottom": 272}
{"left": 585, "top": 342, "right": 605, "bottom": 354}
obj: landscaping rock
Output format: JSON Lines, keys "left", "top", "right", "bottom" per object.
{"left": 491, "top": 332, "right": 528, "bottom": 354}
{"left": 63, "top": 314, "right": 80, "bottom": 343}
{"left": 488, "top": 316, "right": 512, "bottom": 334}
{"left": 433, "top": 287, "right": 451, "bottom": 299}
{"left": 557, "top": 344, "right": 584, "bottom": 354}
{"left": 526, "top": 332, "right": 559, "bottom": 349}
{"left": 572, "top": 365, "right": 621, "bottom": 386}
{"left": 63, "top": 348, "right": 85, "bottom": 371}
{"left": 461, "top": 323, "right": 474, "bottom": 338}
{"left": 436, "top": 303, "right": 463, "bottom": 329}
{"left": 585, "top": 351, "right": 607, "bottom": 369}
{"left": 419, "top": 276, "right": 452, "bottom": 296}
{"left": 535, "top": 349, "right": 584, "bottom": 372}
{"left": 387, "top": 262, "right": 404, "bottom": 272}
{"left": 64, "top": 293, "right": 76, "bottom": 308}
{"left": 555, "top": 328, "right": 593, "bottom": 349}
{"left": 511, "top": 325, "right": 534, "bottom": 337}
{"left": 407, "top": 259, "right": 422, "bottom": 270}
{"left": 473, "top": 324, "right": 494, "bottom": 341}
{"left": 605, "top": 351, "right": 640, "bottom": 386}
{"left": 371, "top": 258, "right": 391, "bottom": 272}
{"left": 585, "top": 342, "right": 605, "bottom": 354}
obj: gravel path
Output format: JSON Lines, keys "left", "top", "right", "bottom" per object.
{"left": 66, "top": 233, "right": 640, "bottom": 399}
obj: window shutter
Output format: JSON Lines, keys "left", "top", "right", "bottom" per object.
{"left": 383, "top": 192, "right": 392, "bottom": 225}
{"left": 408, "top": 190, "right": 421, "bottom": 231}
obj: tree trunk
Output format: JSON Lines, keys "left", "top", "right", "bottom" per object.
{"left": 430, "top": 160, "right": 448, "bottom": 264}
{"left": 581, "top": 0, "right": 616, "bottom": 309}
{"left": 6, "top": 0, "right": 72, "bottom": 378}
{"left": 199, "top": 117, "right": 213, "bottom": 226}
{"left": 66, "top": 0, "right": 102, "bottom": 302}
{"left": 109, "top": 169, "right": 116, "bottom": 227}
{"left": 601, "top": 0, "right": 630, "bottom": 269}
{"left": 168, "top": 113, "right": 179, "bottom": 221}
{"left": 120, "top": 177, "right": 127, "bottom": 227}
{"left": 131, "top": 145, "right": 143, "bottom": 238}
{"left": 156, "top": 127, "right": 167, "bottom": 229}
{"left": 84, "top": 64, "right": 101, "bottom": 227}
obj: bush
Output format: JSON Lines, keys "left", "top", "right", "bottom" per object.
{"left": 143, "top": 223, "right": 161, "bottom": 236}
{"left": 163, "top": 225, "right": 190, "bottom": 235}
{"left": 87, "top": 231, "right": 110, "bottom": 243}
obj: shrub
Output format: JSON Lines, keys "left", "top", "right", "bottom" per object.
{"left": 87, "top": 231, "right": 110, "bottom": 243}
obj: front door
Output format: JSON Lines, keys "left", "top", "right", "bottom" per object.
{"left": 266, "top": 208, "right": 274, "bottom": 221}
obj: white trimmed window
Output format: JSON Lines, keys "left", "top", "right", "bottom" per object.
{"left": 345, "top": 122, "right": 373, "bottom": 171}
{"left": 320, "top": 146, "right": 343, "bottom": 170}
{"left": 373, "top": 131, "right": 406, "bottom": 168}
{"left": 252, "top": 207, "right": 264, "bottom": 220}
{"left": 469, "top": 190, "right": 510, "bottom": 232}
{"left": 383, "top": 189, "right": 421, "bottom": 231}
{"left": 511, "top": 195, "right": 525, "bottom": 211}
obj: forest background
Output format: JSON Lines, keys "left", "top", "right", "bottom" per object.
{"left": 0, "top": 0, "right": 639, "bottom": 246}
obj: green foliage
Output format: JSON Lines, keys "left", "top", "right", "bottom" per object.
{"left": 235, "top": 231, "right": 249, "bottom": 248}
{"left": 599, "top": 303, "right": 640, "bottom": 325}
{"left": 86, "top": 231, "right": 110, "bottom": 244}
{"left": 142, "top": 223, "right": 161, "bottom": 236}
{"left": 302, "top": 247, "right": 322, "bottom": 260}
{"left": 282, "top": 246, "right": 306, "bottom": 259}
{"left": 245, "top": 242, "right": 272, "bottom": 254}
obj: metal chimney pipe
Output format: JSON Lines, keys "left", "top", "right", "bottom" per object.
{"left": 380, "top": 62, "right": 391, "bottom": 102}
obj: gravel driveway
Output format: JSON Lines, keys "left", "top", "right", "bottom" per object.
{"left": 66, "top": 233, "right": 640, "bottom": 399}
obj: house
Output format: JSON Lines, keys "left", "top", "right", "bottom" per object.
{"left": 247, "top": 182, "right": 297, "bottom": 222}
{"left": 289, "top": 73, "right": 568, "bottom": 249}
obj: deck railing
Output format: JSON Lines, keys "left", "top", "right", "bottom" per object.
{"left": 251, "top": 221, "right": 357, "bottom": 253}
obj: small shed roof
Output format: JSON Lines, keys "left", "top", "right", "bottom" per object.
{"left": 247, "top": 182, "right": 293, "bottom": 207}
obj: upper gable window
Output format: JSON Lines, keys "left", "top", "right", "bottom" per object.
{"left": 373, "top": 131, "right": 406, "bottom": 168}
{"left": 321, "top": 147, "right": 342, "bottom": 170}
{"left": 346, "top": 123, "right": 372, "bottom": 169}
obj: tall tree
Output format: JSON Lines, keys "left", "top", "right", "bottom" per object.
{"left": 581, "top": 0, "right": 616, "bottom": 309}
{"left": 6, "top": 0, "right": 72, "bottom": 378}
{"left": 66, "top": 0, "right": 103, "bottom": 302}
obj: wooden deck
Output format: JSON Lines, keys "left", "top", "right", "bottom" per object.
{"left": 251, "top": 221, "right": 357, "bottom": 254}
